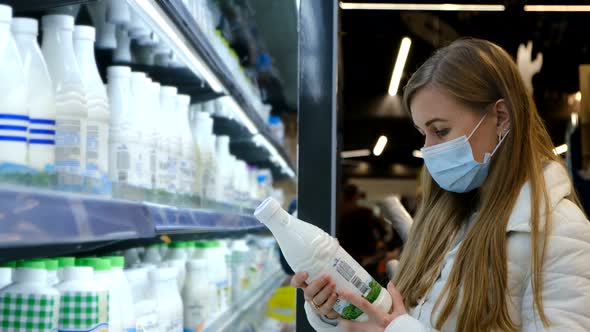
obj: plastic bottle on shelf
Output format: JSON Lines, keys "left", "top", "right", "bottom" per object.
{"left": 56, "top": 265, "right": 108, "bottom": 331}
{"left": 177, "top": 94, "right": 195, "bottom": 195}
{"left": 74, "top": 25, "right": 110, "bottom": 186}
{"left": 0, "top": 261, "right": 15, "bottom": 289}
{"left": 76, "top": 258, "right": 112, "bottom": 329}
{"left": 192, "top": 111, "right": 209, "bottom": 198}
{"left": 124, "top": 267, "right": 160, "bottom": 330}
{"left": 208, "top": 240, "right": 229, "bottom": 314}
{"left": 268, "top": 115, "right": 285, "bottom": 145}
{"left": 254, "top": 197, "right": 393, "bottom": 321}
{"left": 134, "top": 299, "right": 158, "bottom": 331}
{"left": 183, "top": 259, "right": 212, "bottom": 332}
{"left": 0, "top": 260, "right": 60, "bottom": 331}
{"left": 107, "top": 66, "right": 133, "bottom": 185}
{"left": 205, "top": 120, "right": 219, "bottom": 201}
{"left": 104, "top": 256, "right": 135, "bottom": 332}
{"left": 56, "top": 257, "right": 75, "bottom": 281}
{"left": 124, "top": 247, "right": 142, "bottom": 267}
{"left": 164, "top": 242, "right": 188, "bottom": 290}
{"left": 158, "top": 86, "right": 179, "bottom": 193}
{"left": 146, "top": 81, "right": 161, "bottom": 189}
{"left": 87, "top": 0, "right": 116, "bottom": 49}
{"left": 41, "top": 14, "right": 88, "bottom": 190}
{"left": 215, "top": 135, "right": 233, "bottom": 203}
{"left": 12, "top": 17, "right": 56, "bottom": 171}
{"left": 105, "top": 0, "right": 130, "bottom": 25}
{"left": 192, "top": 241, "right": 220, "bottom": 316}
{"left": 149, "top": 267, "right": 183, "bottom": 332}
{"left": 143, "top": 243, "right": 162, "bottom": 265}
{"left": 0, "top": 6, "right": 28, "bottom": 166}
{"left": 230, "top": 239, "right": 250, "bottom": 301}
{"left": 113, "top": 26, "right": 132, "bottom": 63}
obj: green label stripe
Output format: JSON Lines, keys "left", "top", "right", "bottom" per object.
{"left": 0, "top": 292, "right": 59, "bottom": 331}
{"left": 59, "top": 292, "right": 100, "bottom": 329}
{"left": 341, "top": 280, "right": 382, "bottom": 320}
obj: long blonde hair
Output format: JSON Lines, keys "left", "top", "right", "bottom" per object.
{"left": 395, "top": 38, "right": 577, "bottom": 331}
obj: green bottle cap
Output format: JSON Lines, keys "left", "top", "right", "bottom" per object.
{"left": 77, "top": 258, "right": 111, "bottom": 271}
{"left": 0, "top": 261, "right": 17, "bottom": 268}
{"left": 103, "top": 256, "right": 124, "bottom": 268}
{"left": 17, "top": 260, "right": 45, "bottom": 270}
{"left": 56, "top": 257, "right": 76, "bottom": 268}
{"left": 169, "top": 242, "right": 187, "bottom": 249}
{"left": 209, "top": 240, "right": 221, "bottom": 248}
{"left": 44, "top": 259, "right": 58, "bottom": 271}
{"left": 194, "top": 241, "right": 208, "bottom": 248}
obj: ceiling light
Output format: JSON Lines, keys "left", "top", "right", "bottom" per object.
{"left": 388, "top": 37, "right": 412, "bottom": 96}
{"left": 576, "top": 91, "right": 582, "bottom": 102}
{"left": 412, "top": 150, "right": 423, "bottom": 158}
{"left": 373, "top": 136, "right": 388, "bottom": 156}
{"left": 524, "top": 5, "right": 590, "bottom": 12}
{"left": 553, "top": 144, "right": 568, "bottom": 155}
{"left": 341, "top": 149, "right": 371, "bottom": 158}
{"left": 340, "top": 2, "right": 505, "bottom": 11}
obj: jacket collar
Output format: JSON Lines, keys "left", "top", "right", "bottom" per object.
{"left": 506, "top": 162, "right": 571, "bottom": 233}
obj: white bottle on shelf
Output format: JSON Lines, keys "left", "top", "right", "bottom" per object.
{"left": 149, "top": 267, "right": 183, "bottom": 332}
{"left": 176, "top": 94, "right": 194, "bottom": 194}
{"left": 123, "top": 71, "right": 149, "bottom": 187}
{"left": 230, "top": 239, "right": 250, "bottom": 300}
{"left": 215, "top": 135, "right": 233, "bottom": 203}
{"left": 0, "top": 261, "right": 60, "bottom": 331}
{"left": 254, "top": 197, "right": 393, "bottom": 321}
{"left": 41, "top": 14, "right": 88, "bottom": 188}
{"left": 0, "top": 6, "right": 28, "bottom": 166}
{"left": 158, "top": 86, "right": 178, "bottom": 192}
{"left": 87, "top": 0, "right": 116, "bottom": 49}
{"left": 77, "top": 258, "right": 111, "bottom": 330}
{"left": 192, "top": 111, "right": 210, "bottom": 198}
{"left": 147, "top": 81, "right": 162, "bottom": 189}
{"left": 106, "top": 0, "right": 130, "bottom": 25}
{"left": 74, "top": 25, "right": 110, "bottom": 183}
{"left": 0, "top": 265, "right": 12, "bottom": 289}
{"left": 205, "top": 118, "right": 219, "bottom": 201}
{"left": 12, "top": 17, "right": 56, "bottom": 171}
{"left": 107, "top": 66, "right": 132, "bottom": 184}
{"left": 56, "top": 266, "right": 107, "bottom": 331}
{"left": 113, "top": 26, "right": 132, "bottom": 63}
{"left": 143, "top": 244, "right": 162, "bottom": 264}
{"left": 164, "top": 242, "right": 188, "bottom": 290}
{"left": 104, "top": 256, "right": 135, "bottom": 332}
{"left": 183, "top": 259, "right": 212, "bottom": 332}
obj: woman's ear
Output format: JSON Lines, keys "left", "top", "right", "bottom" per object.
{"left": 493, "top": 99, "right": 510, "bottom": 136}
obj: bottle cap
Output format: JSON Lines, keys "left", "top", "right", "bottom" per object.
{"left": 56, "top": 257, "right": 76, "bottom": 268}
{"left": 44, "top": 259, "right": 58, "bottom": 271}
{"left": 254, "top": 197, "right": 283, "bottom": 224}
{"left": 0, "top": 261, "right": 17, "bottom": 268}
{"left": 42, "top": 15, "right": 74, "bottom": 30}
{"left": 176, "top": 94, "right": 191, "bottom": 106}
{"left": 169, "top": 242, "right": 187, "bottom": 249}
{"left": 11, "top": 18, "right": 37, "bottom": 35}
{"left": 103, "top": 256, "right": 125, "bottom": 268}
{"left": 77, "top": 258, "right": 111, "bottom": 271}
{"left": 16, "top": 260, "right": 45, "bottom": 270}
{"left": 0, "top": 5, "right": 12, "bottom": 24}
{"left": 160, "top": 86, "right": 178, "bottom": 96}
{"left": 107, "top": 66, "right": 131, "bottom": 78}
{"left": 74, "top": 25, "right": 95, "bottom": 41}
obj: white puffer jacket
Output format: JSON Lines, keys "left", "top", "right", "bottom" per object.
{"left": 305, "top": 162, "right": 590, "bottom": 331}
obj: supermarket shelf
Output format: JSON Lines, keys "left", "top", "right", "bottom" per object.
{"left": 147, "top": 203, "right": 264, "bottom": 234}
{"left": 127, "top": 0, "right": 296, "bottom": 179}
{"left": 0, "top": 183, "right": 266, "bottom": 247}
{"left": 205, "top": 269, "right": 287, "bottom": 332}
{"left": 0, "top": 185, "right": 155, "bottom": 248}
{"left": 4, "top": 0, "right": 94, "bottom": 12}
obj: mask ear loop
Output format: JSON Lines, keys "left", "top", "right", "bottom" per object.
{"left": 467, "top": 112, "right": 489, "bottom": 140}
{"left": 490, "top": 129, "right": 510, "bottom": 156}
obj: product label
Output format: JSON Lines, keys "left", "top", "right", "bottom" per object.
{"left": 0, "top": 292, "right": 60, "bottom": 331}
{"left": 57, "top": 291, "right": 108, "bottom": 332}
{"left": 184, "top": 302, "right": 206, "bottom": 332}
{"left": 164, "top": 320, "right": 182, "bottom": 332}
{"left": 116, "top": 145, "right": 131, "bottom": 181}
{"left": 86, "top": 123, "right": 99, "bottom": 177}
{"left": 325, "top": 247, "right": 382, "bottom": 320}
{"left": 55, "top": 118, "right": 82, "bottom": 176}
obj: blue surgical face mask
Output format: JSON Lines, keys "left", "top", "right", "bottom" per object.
{"left": 421, "top": 113, "right": 508, "bottom": 193}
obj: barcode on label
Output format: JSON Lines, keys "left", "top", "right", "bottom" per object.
{"left": 351, "top": 275, "right": 369, "bottom": 294}
{"left": 335, "top": 259, "right": 355, "bottom": 282}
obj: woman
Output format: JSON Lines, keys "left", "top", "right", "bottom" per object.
{"left": 292, "top": 38, "right": 590, "bottom": 331}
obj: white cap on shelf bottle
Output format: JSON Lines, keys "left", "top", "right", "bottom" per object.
{"left": 12, "top": 17, "right": 56, "bottom": 171}
{"left": 0, "top": 6, "right": 28, "bottom": 166}
{"left": 41, "top": 14, "right": 88, "bottom": 188}
{"left": 105, "top": 0, "right": 130, "bottom": 25}
{"left": 87, "top": 0, "right": 116, "bottom": 49}
{"left": 254, "top": 198, "right": 393, "bottom": 321}
{"left": 74, "top": 25, "right": 110, "bottom": 183}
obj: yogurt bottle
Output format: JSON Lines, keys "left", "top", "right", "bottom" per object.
{"left": 254, "top": 197, "right": 393, "bottom": 321}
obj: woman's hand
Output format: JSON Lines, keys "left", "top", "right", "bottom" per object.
{"left": 338, "top": 281, "right": 407, "bottom": 332}
{"left": 290, "top": 272, "right": 340, "bottom": 319}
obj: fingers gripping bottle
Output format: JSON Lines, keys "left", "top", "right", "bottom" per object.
{"left": 254, "top": 197, "right": 392, "bottom": 321}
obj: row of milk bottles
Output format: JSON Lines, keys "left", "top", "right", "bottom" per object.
{"left": 0, "top": 7, "right": 108, "bottom": 182}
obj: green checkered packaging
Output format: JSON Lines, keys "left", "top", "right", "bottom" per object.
{"left": 0, "top": 292, "right": 59, "bottom": 332}
{"left": 58, "top": 291, "right": 103, "bottom": 330}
